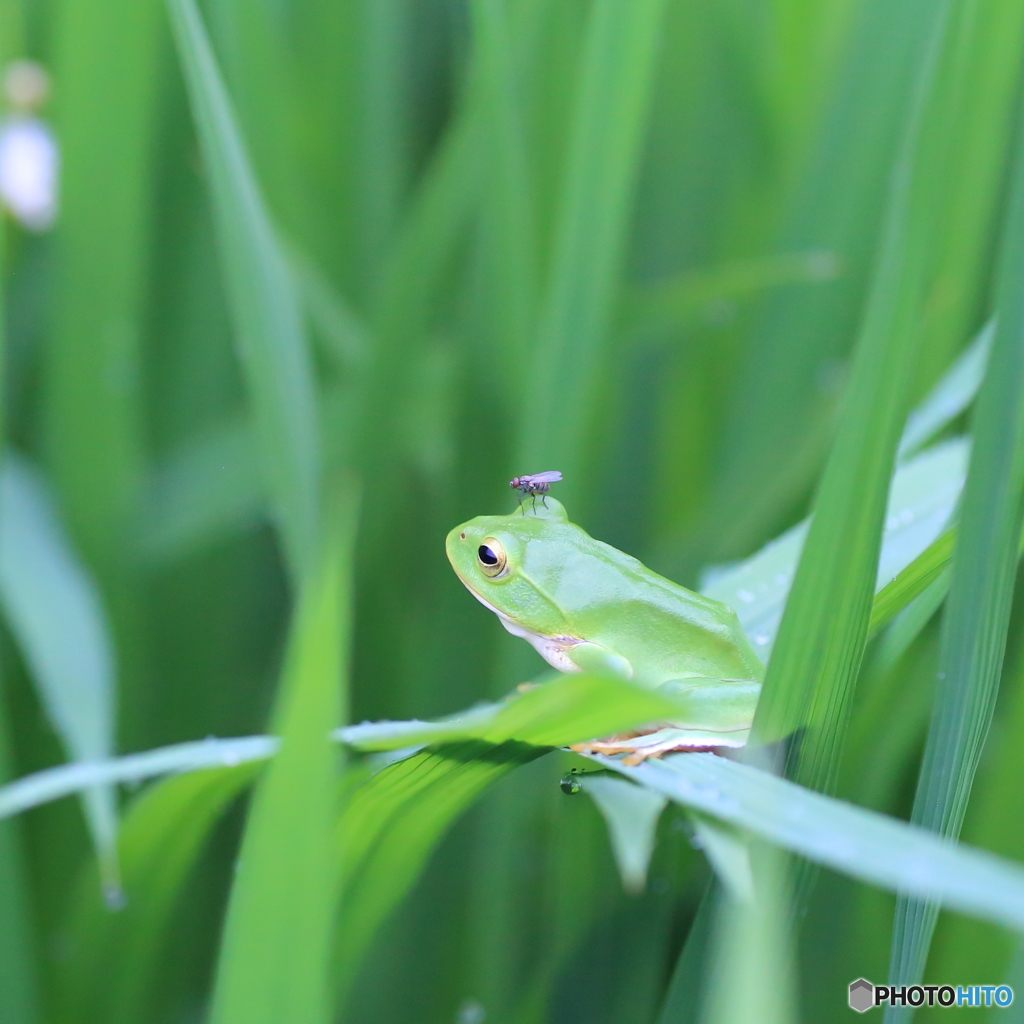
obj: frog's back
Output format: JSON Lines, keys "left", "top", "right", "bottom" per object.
{"left": 525, "top": 527, "right": 763, "bottom": 683}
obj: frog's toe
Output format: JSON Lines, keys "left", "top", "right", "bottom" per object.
{"left": 570, "top": 726, "right": 748, "bottom": 761}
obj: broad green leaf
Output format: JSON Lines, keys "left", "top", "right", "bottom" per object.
{"left": 886, "top": 95, "right": 1024, "bottom": 1009}
{"left": 703, "top": 438, "right": 967, "bottom": 659}
{"left": 0, "top": 453, "right": 118, "bottom": 891}
{"left": 168, "top": 0, "right": 320, "bottom": 581}
{"left": 54, "top": 764, "right": 257, "bottom": 1024}
{"left": 336, "top": 741, "right": 543, "bottom": 1003}
{"left": 335, "top": 672, "right": 698, "bottom": 1002}
{"left": 897, "top": 321, "right": 991, "bottom": 461}
{"left": 209, "top": 494, "right": 355, "bottom": 1024}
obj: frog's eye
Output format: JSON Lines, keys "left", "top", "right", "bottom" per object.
{"left": 477, "top": 538, "right": 508, "bottom": 578}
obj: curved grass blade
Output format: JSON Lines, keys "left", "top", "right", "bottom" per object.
{"left": 0, "top": 736, "right": 277, "bottom": 820}
{"left": 168, "top": 0, "right": 320, "bottom": 581}
{"left": 885, "top": 93, "right": 1024, "bottom": 1016}
{"left": 0, "top": 452, "right": 119, "bottom": 895}
{"left": 0, "top": 673, "right": 679, "bottom": 821}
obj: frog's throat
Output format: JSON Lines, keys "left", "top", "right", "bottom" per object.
{"left": 463, "top": 586, "right": 585, "bottom": 673}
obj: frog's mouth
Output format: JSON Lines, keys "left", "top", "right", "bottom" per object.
{"left": 454, "top": 571, "right": 585, "bottom": 673}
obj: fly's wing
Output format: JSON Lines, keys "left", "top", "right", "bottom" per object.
{"left": 530, "top": 470, "right": 562, "bottom": 483}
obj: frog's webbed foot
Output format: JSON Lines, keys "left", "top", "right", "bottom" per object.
{"left": 570, "top": 726, "right": 746, "bottom": 765}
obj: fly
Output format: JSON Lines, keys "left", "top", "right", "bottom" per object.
{"left": 510, "top": 470, "right": 562, "bottom": 511}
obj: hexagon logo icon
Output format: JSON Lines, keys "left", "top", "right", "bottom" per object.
{"left": 849, "top": 978, "right": 874, "bottom": 1013}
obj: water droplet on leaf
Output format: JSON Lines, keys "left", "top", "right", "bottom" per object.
{"left": 560, "top": 770, "right": 582, "bottom": 795}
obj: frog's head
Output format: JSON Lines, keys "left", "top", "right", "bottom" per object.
{"left": 445, "top": 497, "right": 579, "bottom": 637}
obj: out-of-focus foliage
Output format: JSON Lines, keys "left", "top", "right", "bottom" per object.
{"left": 2, "top": 0, "right": 1024, "bottom": 1021}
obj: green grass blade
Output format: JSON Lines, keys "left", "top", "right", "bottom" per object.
{"left": 44, "top": 0, "right": 159, "bottom": 628}
{"left": 868, "top": 530, "right": 954, "bottom": 638}
{"left": 752, "top": 0, "right": 953, "bottom": 799}
{"left": 701, "top": 844, "right": 797, "bottom": 1024}
{"left": 517, "top": 0, "right": 667, "bottom": 477}
{"left": 927, "top": 636, "right": 1024, "bottom": 987}
{"left": 0, "top": 453, "right": 119, "bottom": 894}
{"left": 886, "top": 98, "right": 1024, "bottom": 1009}
{"left": 168, "top": 0, "right": 321, "bottom": 580}
{"left": 469, "top": 0, "right": 539, "bottom": 394}
{"left": 208, "top": 491, "right": 354, "bottom": 1024}
{"left": 595, "top": 752, "right": 1024, "bottom": 932}
{"left": 55, "top": 764, "right": 257, "bottom": 1024}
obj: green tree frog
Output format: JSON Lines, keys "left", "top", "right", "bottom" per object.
{"left": 446, "top": 498, "right": 763, "bottom": 762}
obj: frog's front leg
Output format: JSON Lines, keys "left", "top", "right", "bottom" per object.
{"left": 569, "top": 676, "right": 760, "bottom": 764}
{"left": 566, "top": 640, "right": 634, "bottom": 678}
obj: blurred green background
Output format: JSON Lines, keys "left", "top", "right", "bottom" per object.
{"left": 2, "top": 0, "right": 1024, "bottom": 1020}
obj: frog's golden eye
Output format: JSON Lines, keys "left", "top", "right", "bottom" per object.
{"left": 477, "top": 538, "right": 508, "bottom": 578}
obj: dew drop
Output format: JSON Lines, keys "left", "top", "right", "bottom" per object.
{"left": 559, "top": 770, "right": 582, "bottom": 795}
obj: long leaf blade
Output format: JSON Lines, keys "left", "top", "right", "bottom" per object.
{"left": 886, "top": 85, "right": 1024, "bottom": 1009}
{"left": 167, "top": 0, "right": 320, "bottom": 580}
